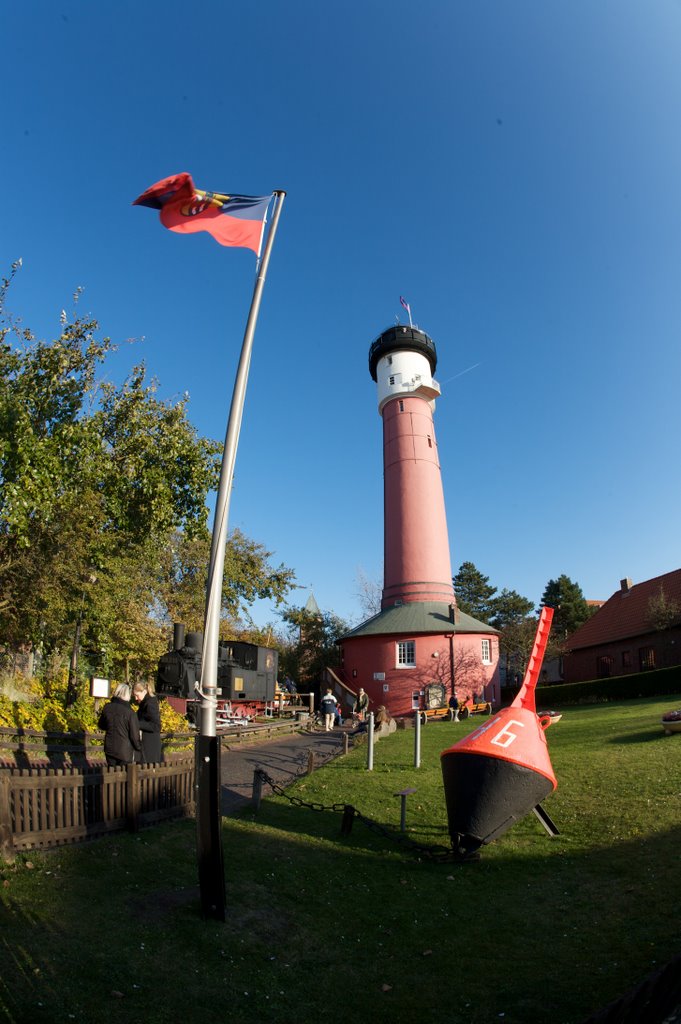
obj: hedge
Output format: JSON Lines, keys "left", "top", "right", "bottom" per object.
{"left": 534, "top": 665, "right": 681, "bottom": 706}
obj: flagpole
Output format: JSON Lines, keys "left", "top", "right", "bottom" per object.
{"left": 196, "top": 189, "right": 286, "bottom": 920}
{"left": 202, "top": 189, "right": 286, "bottom": 727}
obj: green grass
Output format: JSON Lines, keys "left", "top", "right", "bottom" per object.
{"left": 1, "top": 696, "right": 680, "bottom": 1024}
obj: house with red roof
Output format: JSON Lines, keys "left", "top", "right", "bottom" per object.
{"left": 562, "top": 570, "right": 681, "bottom": 684}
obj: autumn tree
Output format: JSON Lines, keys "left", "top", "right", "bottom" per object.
{"left": 0, "top": 267, "right": 296, "bottom": 697}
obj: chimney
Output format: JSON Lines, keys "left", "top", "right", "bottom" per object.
{"left": 173, "top": 622, "right": 186, "bottom": 651}
{"left": 620, "top": 578, "right": 633, "bottom": 594}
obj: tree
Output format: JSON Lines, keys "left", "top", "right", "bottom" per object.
{"left": 278, "top": 605, "right": 350, "bottom": 690}
{"left": 157, "top": 527, "right": 297, "bottom": 633}
{"left": 646, "top": 586, "right": 681, "bottom": 632}
{"left": 489, "top": 588, "right": 537, "bottom": 682}
{"left": 540, "top": 575, "right": 593, "bottom": 647}
{"left": 355, "top": 567, "right": 382, "bottom": 620}
{"left": 0, "top": 270, "right": 297, "bottom": 696}
{"left": 453, "top": 561, "right": 497, "bottom": 622}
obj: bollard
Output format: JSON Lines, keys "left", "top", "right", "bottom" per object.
{"left": 367, "top": 712, "right": 374, "bottom": 771}
{"left": 395, "top": 787, "right": 417, "bottom": 832}
{"left": 343, "top": 732, "right": 349, "bottom": 755}
{"left": 340, "top": 804, "right": 355, "bottom": 835}
{"left": 252, "top": 768, "right": 263, "bottom": 810}
{"left": 414, "top": 709, "right": 421, "bottom": 768}
{"left": 307, "top": 749, "right": 315, "bottom": 775}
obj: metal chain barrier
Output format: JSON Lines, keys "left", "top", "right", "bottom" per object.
{"left": 253, "top": 768, "right": 460, "bottom": 863}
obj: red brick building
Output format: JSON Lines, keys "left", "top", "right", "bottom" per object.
{"left": 562, "top": 570, "right": 681, "bottom": 683}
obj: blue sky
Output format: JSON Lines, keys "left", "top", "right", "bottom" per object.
{"left": 3, "top": 1, "right": 681, "bottom": 629}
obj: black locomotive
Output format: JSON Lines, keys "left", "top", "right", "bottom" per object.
{"left": 156, "top": 623, "right": 279, "bottom": 718}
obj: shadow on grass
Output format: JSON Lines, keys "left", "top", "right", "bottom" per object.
{"left": 607, "top": 730, "right": 671, "bottom": 745}
{"left": 2, "top": 813, "right": 681, "bottom": 1024}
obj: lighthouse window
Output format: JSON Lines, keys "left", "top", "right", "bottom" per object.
{"left": 399, "top": 400, "right": 404, "bottom": 412}
{"left": 427, "top": 435, "right": 432, "bottom": 448}
{"left": 389, "top": 375, "right": 395, "bottom": 385}
{"left": 397, "top": 640, "right": 416, "bottom": 667}
{"left": 481, "top": 638, "right": 492, "bottom": 664}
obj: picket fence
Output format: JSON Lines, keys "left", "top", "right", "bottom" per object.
{"left": 0, "top": 758, "right": 195, "bottom": 859}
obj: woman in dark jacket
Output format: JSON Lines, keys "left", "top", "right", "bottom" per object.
{"left": 132, "top": 681, "right": 163, "bottom": 763}
{"left": 98, "top": 683, "right": 141, "bottom": 766}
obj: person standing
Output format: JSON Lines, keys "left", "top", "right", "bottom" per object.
{"left": 320, "top": 688, "right": 337, "bottom": 732}
{"left": 354, "top": 687, "right": 369, "bottom": 722}
{"left": 132, "top": 680, "right": 163, "bottom": 764}
{"left": 98, "top": 683, "right": 142, "bottom": 767}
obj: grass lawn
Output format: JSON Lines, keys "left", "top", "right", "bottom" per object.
{"left": 1, "top": 695, "right": 680, "bottom": 1024}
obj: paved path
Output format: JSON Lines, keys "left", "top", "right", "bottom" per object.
{"left": 219, "top": 727, "right": 352, "bottom": 815}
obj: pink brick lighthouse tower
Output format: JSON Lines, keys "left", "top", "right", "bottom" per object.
{"left": 375, "top": 326, "right": 454, "bottom": 609}
{"left": 338, "top": 324, "right": 499, "bottom": 718}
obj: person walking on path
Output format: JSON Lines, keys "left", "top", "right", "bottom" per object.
{"left": 98, "top": 683, "right": 141, "bottom": 767}
{"left": 320, "top": 688, "right": 337, "bottom": 732}
{"left": 133, "top": 680, "right": 163, "bottom": 764}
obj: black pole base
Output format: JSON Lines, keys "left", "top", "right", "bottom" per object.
{"left": 196, "top": 734, "right": 226, "bottom": 921}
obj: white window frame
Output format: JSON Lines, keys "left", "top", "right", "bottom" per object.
{"left": 481, "top": 638, "right": 492, "bottom": 665}
{"left": 396, "top": 640, "right": 416, "bottom": 668}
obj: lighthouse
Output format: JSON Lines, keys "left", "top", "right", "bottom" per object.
{"left": 338, "top": 323, "right": 500, "bottom": 718}
{"left": 371, "top": 326, "right": 454, "bottom": 608}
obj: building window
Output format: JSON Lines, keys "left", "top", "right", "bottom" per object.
{"left": 399, "top": 400, "right": 404, "bottom": 412}
{"left": 427, "top": 435, "right": 432, "bottom": 448}
{"left": 389, "top": 375, "right": 395, "bottom": 385}
{"left": 481, "top": 638, "right": 492, "bottom": 664}
{"left": 397, "top": 640, "right": 416, "bottom": 667}
{"left": 639, "top": 647, "right": 656, "bottom": 671}
{"left": 597, "top": 655, "right": 613, "bottom": 678}
{"left": 622, "top": 650, "right": 631, "bottom": 670}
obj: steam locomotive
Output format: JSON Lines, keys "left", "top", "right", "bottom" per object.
{"left": 156, "top": 623, "right": 279, "bottom": 722}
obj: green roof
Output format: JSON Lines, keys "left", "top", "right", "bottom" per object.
{"left": 339, "top": 601, "right": 499, "bottom": 640}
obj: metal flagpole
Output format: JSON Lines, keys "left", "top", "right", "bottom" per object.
{"left": 196, "top": 189, "right": 286, "bottom": 921}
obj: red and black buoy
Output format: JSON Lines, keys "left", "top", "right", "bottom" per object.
{"left": 441, "top": 607, "right": 558, "bottom": 859}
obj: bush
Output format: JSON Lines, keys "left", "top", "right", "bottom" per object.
{"left": 536, "top": 665, "right": 681, "bottom": 706}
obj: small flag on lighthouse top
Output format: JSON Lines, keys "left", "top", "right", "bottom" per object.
{"left": 400, "top": 295, "right": 413, "bottom": 327}
{"left": 133, "top": 172, "right": 272, "bottom": 254}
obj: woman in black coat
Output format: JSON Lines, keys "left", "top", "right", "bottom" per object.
{"left": 132, "top": 681, "right": 163, "bottom": 763}
{"left": 98, "top": 683, "right": 142, "bottom": 766}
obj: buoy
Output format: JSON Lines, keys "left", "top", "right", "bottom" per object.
{"left": 441, "top": 607, "right": 557, "bottom": 858}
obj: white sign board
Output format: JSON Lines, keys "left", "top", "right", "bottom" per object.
{"left": 90, "top": 676, "right": 110, "bottom": 699}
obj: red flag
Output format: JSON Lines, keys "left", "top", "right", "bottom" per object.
{"left": 133, "top": 173, "right": 272, "bottom": 254}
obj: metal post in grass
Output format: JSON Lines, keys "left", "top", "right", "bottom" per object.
{"left": 367, "top": 712, "right": 374, "bottom": 771}
{"left": 414, "top": 709, "right": 421, "bottom": 768}
{"left": 252, "top": 768, "right": 263, "bottom": 811}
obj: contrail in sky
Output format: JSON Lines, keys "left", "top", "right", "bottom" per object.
{"left": 440, "top": 362, "right": 481, "bottom": 385}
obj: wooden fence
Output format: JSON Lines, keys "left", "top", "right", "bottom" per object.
{"left": 0, "top": 758, "right": 195, "bottom": 859}
{"left": 0, "top": 719, "right": 305, "bottom": 768}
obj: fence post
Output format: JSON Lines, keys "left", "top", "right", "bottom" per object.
{"left": 307, "top": 750, "right": 315, "bottom": 775}
{"left": 0, "top": 775, "right": 15, "bottom": 862}
{"left": 127, "top": 763, "right": 140, "bottom": 832}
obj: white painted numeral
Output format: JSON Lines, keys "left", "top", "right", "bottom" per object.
{"left": 490, "top": 720, "right": 525, "bottom": 749}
